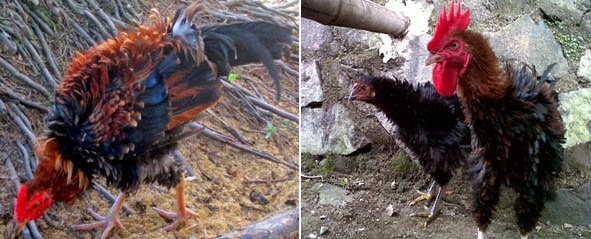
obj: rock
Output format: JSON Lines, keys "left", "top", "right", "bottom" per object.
{"left": 385, "top": 204, "right": 395, "bottom": 217}
{"left": 312, "top": 183, "right": 350, "bottom": 207}
{"left": 542, "top": 186, "right": 591, "bottom": 227}
{"left": 486, "top": 16, "right": 569, "bottom": 79}
{"left": 324, "top": 103, "right": 369, "bottom": 155}
{"left": 380, "top": 0, "right": 433, "bottom": 65}
{"left": 342, "top": 28, "right": 380, "bottom": 50}
{"left": 301, "top": 60, "right": 324, "bottom": 107}
{"left": 558, "top": 88, "right": 591, "bottom": 148}
{"left": 578, "top": 49, "right": 591, "bottom": 82}
{"left": 539, "top": 0, "right": 585, "bottom": 25}
{"left": 301, "top": 107, "right": 326, "bottom": 155}
{"left": 302, "top": 18, "right": 333, "bottom": 52}
{"left": 582, "top": 14, "right": 591, "bottom": 41}
{"left": 319, "top": 226, "right": 329, "bottom": 235}
{"left": 301, "top": 103, "right": 370, "bottom": 155}
{"left": 400, "top": 34, "right": 434, "bottom": 85}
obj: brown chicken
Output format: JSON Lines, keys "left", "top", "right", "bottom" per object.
{"left": 425, "top": 1, "right": 565, "bottom": 238}
{"left": 14, "top": 1, "right": 292, "bottom": 238}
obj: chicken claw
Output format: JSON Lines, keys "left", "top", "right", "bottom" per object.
{"left": 72, "top": 192, "right": 128, "bottom": 239}
{"left": 153, "top": 175, "right": 197, "bottom": 231}
{"left": 152, "top": 206, "right": 197, "bottom": 231}
{"left": 409, "top": 180, "right": 436, "bottom": 206}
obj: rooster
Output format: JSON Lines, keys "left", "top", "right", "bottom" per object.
{"left": 349, "top": 75, "right": 469, "bottom": 225}
{"left": 13, "top": 1, "right": 292, "bottom": 238}
{"left": 425, "top": 1, "right": 565, "bottom": 238}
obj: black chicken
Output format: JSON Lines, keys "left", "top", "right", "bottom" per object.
{"left": 349, "top": 75, "right": 469, "bottom": 225}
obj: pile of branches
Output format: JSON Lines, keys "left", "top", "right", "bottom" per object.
{"left": 0, "top": 0, "right": 299, "bottom": 238}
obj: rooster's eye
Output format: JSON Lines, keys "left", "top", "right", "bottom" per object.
{"left": 32, "top": 202, "right": 39, "bottom": 209}
{"left": 450, "top": 41, "right": 459, "bottom": 50}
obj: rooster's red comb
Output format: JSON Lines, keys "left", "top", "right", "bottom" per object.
{"left": 427, "top": 0, "right": 471, "bottom": 52}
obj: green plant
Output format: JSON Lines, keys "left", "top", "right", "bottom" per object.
{"left": 264, "top": 121, "right": 278, "bottom": 139}
{"left": 548, "top": 21, "right": 582, "bottom": 61}
{"left": 340, "top": 177, "right": 349, "bottom": 187}
{"left": 228, "top": 73, "right": 239, "bottom": 84}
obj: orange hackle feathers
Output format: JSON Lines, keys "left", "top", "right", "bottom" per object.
{"left": 427, "top": 0, "right": 471, "bottom": 52}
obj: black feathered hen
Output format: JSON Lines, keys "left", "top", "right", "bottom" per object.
{"left": 349, "top": 75, "right": 469, "bottom": 225}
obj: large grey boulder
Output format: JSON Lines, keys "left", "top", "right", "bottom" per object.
{"left": 302, "top": 18, "right": 333, "bottom": 52}
{"left": 301, "top": 60, "right": 324, "bottom": 107}
{"left": 486, "top": 16, "right": 569, "bottom": 79}
{"left": 542, "top": 184, "right": 591, "bottom": 227}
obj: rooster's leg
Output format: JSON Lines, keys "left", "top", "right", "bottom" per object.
{"left": 72, "top": 192, "right": 128, "bottom": 239}
{"left": 409, "top": 180, "right": 436, "bottom": 206}
{"left": 410, "top": 185, "right": 444, "bottom": 226}
{"left": 152, "top": 174, "right": 197, "bottom": 231}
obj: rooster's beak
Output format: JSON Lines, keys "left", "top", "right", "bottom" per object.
{"left": 348, "top": 91, "right": 357, "bottom": 101}
{"left": 15, "top": 221, "right": 27, "bottom": 234}
{"left": 425, "top": 54, "right": 443, "bottom": 66}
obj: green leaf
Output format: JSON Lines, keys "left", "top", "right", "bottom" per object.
{"left": 228, "top": 73, "right": 239, "bottom": 84}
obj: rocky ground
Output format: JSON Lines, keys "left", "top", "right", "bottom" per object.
{"left": 301, "top": 0, "right": 591, "bottom": 238}
{"left": 0, "top": 0, "right": 299, "bottom": 238}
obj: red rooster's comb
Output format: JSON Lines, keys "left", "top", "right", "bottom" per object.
{"left": 427, "top": 0, "right": 471, "bottom": 52}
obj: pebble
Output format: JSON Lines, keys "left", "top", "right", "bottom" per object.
{"left": 390, "top": 180, "right": 396, "bottom": 189}
{"left": 319, "top": 226, "right": 329, "bottom": 235}
{"left": 319, "top": 215, "right": 327, "bottom": 220}
{"left": 385, "top": 204, "right": 395, "bottom": 217}
{"left": 308, "top": 233, "right": 317, "bottom": 239}
{"left": 564, "top": 223, "right": 573, "bottom": 229}
{"left": 535, "top": 225, "right": 542, "bottom": 231}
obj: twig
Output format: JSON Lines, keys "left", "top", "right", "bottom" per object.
{"left": 9, "top": 103, "right": 32, "bottom": 130}
{"left": 0, "top": 85, "right": 49, "bottom": 113}
{"left": 14, "top": 0, "right": 54, "bottom": 36}
{"left": 85, "top": 0, "right": 118, "bottom": 36}
{"left": 6, "top": 104, "right": 36, "bottom": 143}
{"left": 0, "top": 98, "right": 6, "bottom": 114}
{"left": 30, "top": 21, "right": 62, "bottom": 80}
{"left": 246, "top": 95, "right": 298, "bottom": 123}
{"left": 173, "top": 150, "right": 196, "bottom": 177}
{"left": 16, "top": 141, "right": 34, "bottom": 179}
{"left": 83, "top": 10, "right": 112, "bottom": 39}
{"left": 243, "top": 176, "right": 292, "bottom": 184}
{"left": 0, "top": 56, "right": 51, "bottom": 97}
{"left": 68, "top": 19, "right": 97, "bottom": 46}
{"left": 188, "top": 123, "right": 298, "bottom": 170}
{"left": 23, "top": 39, "right": 58, "bottom": 90}
{"left": 301, "top": 174, "right": 324, "bottom": 180}
{"left": 92, "top": 183, "right": 134, "bottom": 214}
{"left": 275, "top": 60, "right": 299, "bottom": 77}
{"left": 213, "top": 208, "right": 298, "bottom": 239}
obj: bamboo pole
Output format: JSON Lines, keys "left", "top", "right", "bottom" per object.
{"left": 302, "top": 0, "right": 410, "bottom": 37}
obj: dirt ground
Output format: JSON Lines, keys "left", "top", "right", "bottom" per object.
{"left": 300, "top": 0, "right": 591, "bottom": 238}
{"left": 0, "top": 0, "right": 299, "bottom": 238}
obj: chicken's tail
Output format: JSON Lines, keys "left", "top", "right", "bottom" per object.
{"left": 201, "top": 22, "right": 293, "bottom": 101}
{"left": 536, "top": 63, "right": 559, "bottom": 101}
{"left": 169, "top": 0, "right": 207, "bottom": 64}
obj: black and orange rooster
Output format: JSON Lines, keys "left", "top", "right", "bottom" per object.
{"left": 14, "top": 1, "right": 292, "bottom": 238}
{"left": 349, "top": 75, "right": 469, "bottom": 225}
{"left": 425, "top": 1, "right": 565, "bottom": 238}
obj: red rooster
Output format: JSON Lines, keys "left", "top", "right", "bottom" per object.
{"left": 14, "top": 1, "right": 292, "bottom": 238}
{"left": 349, "top": 75, "right": 469, "bottom": 225}
{"left": 425, "top": 1, "right": 565, "bottom": 238}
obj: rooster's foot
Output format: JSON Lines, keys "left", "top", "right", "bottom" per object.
{"left": 152, "top": 206, "right": 197, "bottom": 231}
